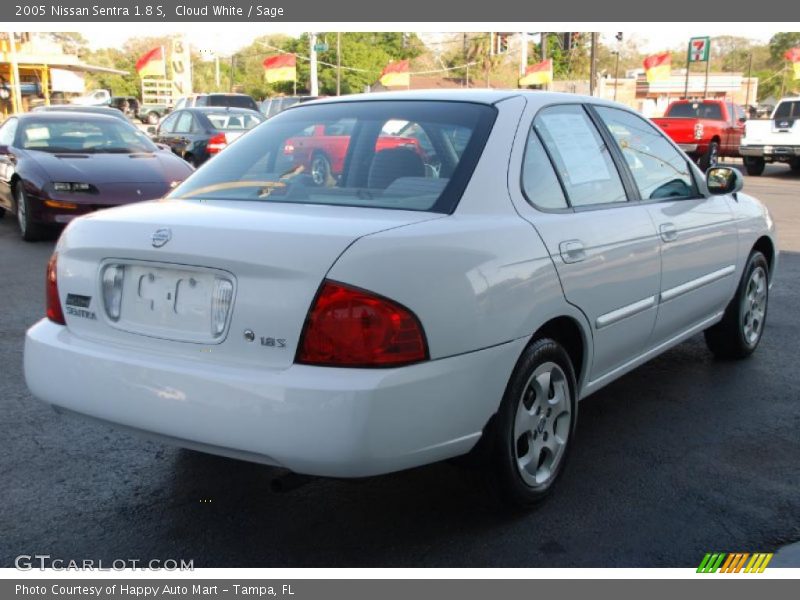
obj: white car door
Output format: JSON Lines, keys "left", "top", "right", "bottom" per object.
{"left": 593, "top": 106, "right": 739, "bottom": 345}
{"left": 509, "top": 103, "right": 662, "bottom": 383}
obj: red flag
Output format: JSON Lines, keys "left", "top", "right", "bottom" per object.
{"left": 135, "top": 47, "right": 166, "bottom": 78}
{"left": 784, "top": 47, "right": 800, "bottom": 62}
{"left": 519, "top": 59, "right": 553, "bottom": 86}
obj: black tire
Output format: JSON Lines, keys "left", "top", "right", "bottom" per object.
{"left": 704, "top": 251, "right": 769, "bottom": 359}
{"left": 698, "top": 140, "right": 720, "bottom": 171}
{"left": 146, "top": 112, "right": 160, "bottom": 125}
{"left": 790, "top": 159, "right": 800, "bottom": 173}
{"left": 488, "top": 337, "right": 578, "bottom": 508}
{"left": 743, "top": 156, "right": 766, "bottom": 176}
{"left": 0, "top": 206, "right": 5, "bottom": 220}
{"left": 14, "top": 182, "right": 44, "bottom": 242}
{"left": 310, "top": 153, "right": 332, "bottom": 187}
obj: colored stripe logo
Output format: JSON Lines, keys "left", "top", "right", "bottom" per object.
{"left": 697, "top": 552, "right": 773, "bottom": 573}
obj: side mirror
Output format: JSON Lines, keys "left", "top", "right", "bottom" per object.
{"left": 707, "top": 166, "right": 744, "bottom": 196}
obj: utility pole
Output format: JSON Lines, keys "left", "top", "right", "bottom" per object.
{"left": 589, "top": 32, "right": 598, "bottom": 96}
{"left": 519, "top": 32, "right": 528, "bottom": 79}
{"left": 613, "top": 32, "right": 623, "bottom": 102}
{"left": 309, "top": 33, "right": 319, "bottom": 97}
{"left": 684, "top": 40, "right": 691, "bottom": 99}
{"left": 703, "top": 48, "right": 711, "bottom": 98}
{"left": 744, "top": 52, "right": 753, "bottom": 109}
{"left": 541, "top": 32, "right": 548, "bottom": 91}
{"left": 229, "top": 54, "right": 235, "bottom": 91}
{"left": 463, "top": 33, "right": 469, "bottom": 88}
{"left": 214, "top": 55, "right": 220, "bottom": 89}
{"left": 6, "top": 31, "right": 23, "bottom": 114}
{"left": 336, "top": 32, "right": 341, "bottom": 96}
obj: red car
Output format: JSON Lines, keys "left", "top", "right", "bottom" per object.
{"left": 283, "top": 121, "right": 424, "bottom": 186}
{"left": 651, "top": 100, "right": 747, "bottom": 170}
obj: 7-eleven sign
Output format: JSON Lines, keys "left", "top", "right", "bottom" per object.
{"left": 689, "top": 36, "right": 711, "bottom": 62}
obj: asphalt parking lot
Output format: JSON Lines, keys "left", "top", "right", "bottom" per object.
{"left": 1, "top": 164, "right": 798, "bottom": 568}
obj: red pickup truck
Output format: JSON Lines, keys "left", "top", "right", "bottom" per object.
{"left": 651, "top": 100, "right": 747, "bottom": 170}
{"left": 283, "top": 122, "right": 423, "bottom": 186}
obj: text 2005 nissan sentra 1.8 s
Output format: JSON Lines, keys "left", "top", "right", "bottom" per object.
{"left": 24, "top": 91, "right": 777, "bottom": 506}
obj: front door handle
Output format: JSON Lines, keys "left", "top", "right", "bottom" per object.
{"left": 659, "top": 223, "right": 678, "bottom": 242}
{"left": 559, "top": 240, "right": 586, "bottom": 264}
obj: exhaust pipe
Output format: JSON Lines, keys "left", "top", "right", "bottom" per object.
{"left": 270, "top": 472, "right": 314, "bottom": 493}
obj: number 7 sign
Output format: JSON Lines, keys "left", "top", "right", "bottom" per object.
{"left": 689, "top": 36, "right": 710, "bottom": 62}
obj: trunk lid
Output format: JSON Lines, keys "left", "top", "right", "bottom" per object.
{"left": 55, "top": 199, "right": 441, "bottom": 369}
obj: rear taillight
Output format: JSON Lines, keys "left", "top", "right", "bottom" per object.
{"left": 46, "top": 253, "right": 65, "bottom": 325}
{"left": 297, "top": 281, "right": 428, "bottom": 368}
{"left": 207, "top": 132, "right": 228, "bottom": 154}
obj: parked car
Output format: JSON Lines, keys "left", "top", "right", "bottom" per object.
{"left": 739, "top": 97, "right": 800, "bottom": 175}
{"left": 23, "top": 91, "right": 777, "bottom": 506}
{"left": 70, "top": 89, "right": 112, "bottom": 106}
{"left": 174, "top": 93, "right": 260, "bottom": 112}
{"left": 260, "top": 95, "right": 318, "bottom": 118}
{"left": 137, "top": 103, "right": 171, "bottom": 125}
{"left": 0, "top": 112, "right": 193, "bottom": 241}
{"left": 283, "top": 119, "right": 425, "bottom": 186}
{"left": 107, "top": 96, "right": 140, "bottom": 119}
{"left": 152, "top": 107, "right": 264, "bottom": 167}
{"left": 31, "top": 104, "right": 131, "bottom": 122}
{"left": 651, "top": 99, "right": 747, "bottom": 170}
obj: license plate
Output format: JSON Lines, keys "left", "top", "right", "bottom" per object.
{"left": 110, "top": 263, "right": 234, "bottom": 343}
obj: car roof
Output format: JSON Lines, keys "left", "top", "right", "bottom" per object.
{"left": 180, "top": 107, "right": 263, "bottom": 115}
{"left": 193, "top": 92, "right": 253, "bottom": 97}
{"left": 300, "top": 89, "right": 633, "bottom": 111}
{"left": 18, "top": 110, "right": 127, "bottom": 122}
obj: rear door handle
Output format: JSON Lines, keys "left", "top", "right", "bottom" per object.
{"left": 659, "top": 223, "right": 678, "bottom": 242}
{"left": 559, "top": 240, "right": 586, "bottom": 264}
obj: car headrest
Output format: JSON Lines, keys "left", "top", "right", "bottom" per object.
{"left": 367, "top": 147, "right": 425, "bottom": 190}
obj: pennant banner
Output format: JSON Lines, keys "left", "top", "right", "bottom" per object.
{"left": 785, "top": 47, "right": 800, "bottom": 80}
{"left": 643, "top": 52, "right": 671, "bottom": 83}
{"left": 136, "top": 46, "right": 166, "bottom": 78}
{"left": 379, "top": 60, "right": 410, "bottom": 87}
{"left": 519, "top": 59, "right": 553, "bottom": 86}
{"left": 263, "top": 54, "right": 297, "bottom": 83}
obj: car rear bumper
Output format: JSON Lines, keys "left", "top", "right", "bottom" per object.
{"left": 24, "top": 319, "right": 523, "bottom": 477}
{"left": 740, "top": 145, "right": 800, "bottom": 159}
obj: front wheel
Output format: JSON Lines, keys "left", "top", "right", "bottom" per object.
{"left": 310, "top": 153, "right": 332, "bottom": 187}
{"left": 489, "top": 338, "right": 577, "bottom": 507}
{"left": 790, "top": 158, "right": 800, "bottom": 173}
{"left": 705, "top": 251, "right": 769, "bottom": 359}
{"left": 743, "top": 156, "right": 766, "bottom": 176}
{"left": 15, "top": 183, "right": 43, "bottom": 242}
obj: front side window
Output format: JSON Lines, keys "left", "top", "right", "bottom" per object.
{"left": 595, "top": 106, "right": 696, "bottom": 201}
{"left": 159, "top": 112, "right": 180, "bottom": 133}
{"left": 169, "top": 100, "right": 496, "bottom": 213}
{"left": 534, "top": 105, "right": 628, "bottom": 207}
{"left": 0, "top": 118, "right": 18, "bottom": 146}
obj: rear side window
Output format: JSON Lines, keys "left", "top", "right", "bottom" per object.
{"left": 206, "top": 112, "right": 263, "bottom": 131}
{"left": 534, "top": 105, "right": 628, "bottom": 207}
{"left": 595, "top": 106, "right": 696, "bottom": 201}
{"left": 521, "top": 128, "right": 568, "bottom": 210}
{"left": 774, "top": 101, "right": 800, "bottom": 119}
{"left": 169, "top": 100, "right": 496, "bottom": 213}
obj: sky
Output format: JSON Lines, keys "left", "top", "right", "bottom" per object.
{"left": 70, "top": 24, "right": 786, "bottom": 57}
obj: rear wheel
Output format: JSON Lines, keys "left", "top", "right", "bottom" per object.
{"left": 704, "top": 251, "right": 769, "bottom": 359}
{"left": 698, "top": 140, "right": 720, "bottom": 171}
{"left": 791, "top": 159, "right": 800, "bottom": 172}
{"left": 15, "top": 183, "right": 43, "bottom": 242}
{"left": 310, "top": 153, "right": 332, "bottom": 187}
{"left": 488, "top": 338, "right": 577, "bottom": 507}
{"left": 0, "top": 206, "right": 5, "bottom": 219}
{"left": 743, "top": 156, "right": 766, "bottom": 176}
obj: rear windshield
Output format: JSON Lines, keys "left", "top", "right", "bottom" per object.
{"left": 666, "top": 102, "right": 723, "bottom": 119}
{"left": 774, "top": 101, "right": 800, "bottom": 119}
{"left": 169, "top": 100, "right": 496, "bottom": 213}
{"left": 207, "top": 95, "right": 259, "bottom": 111}
{"left": 206, "top": 112, "right": 263, "bottom": 131}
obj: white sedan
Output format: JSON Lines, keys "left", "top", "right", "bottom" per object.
{"left": 24, "top": 91, "right": 777, "bottom": 506}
